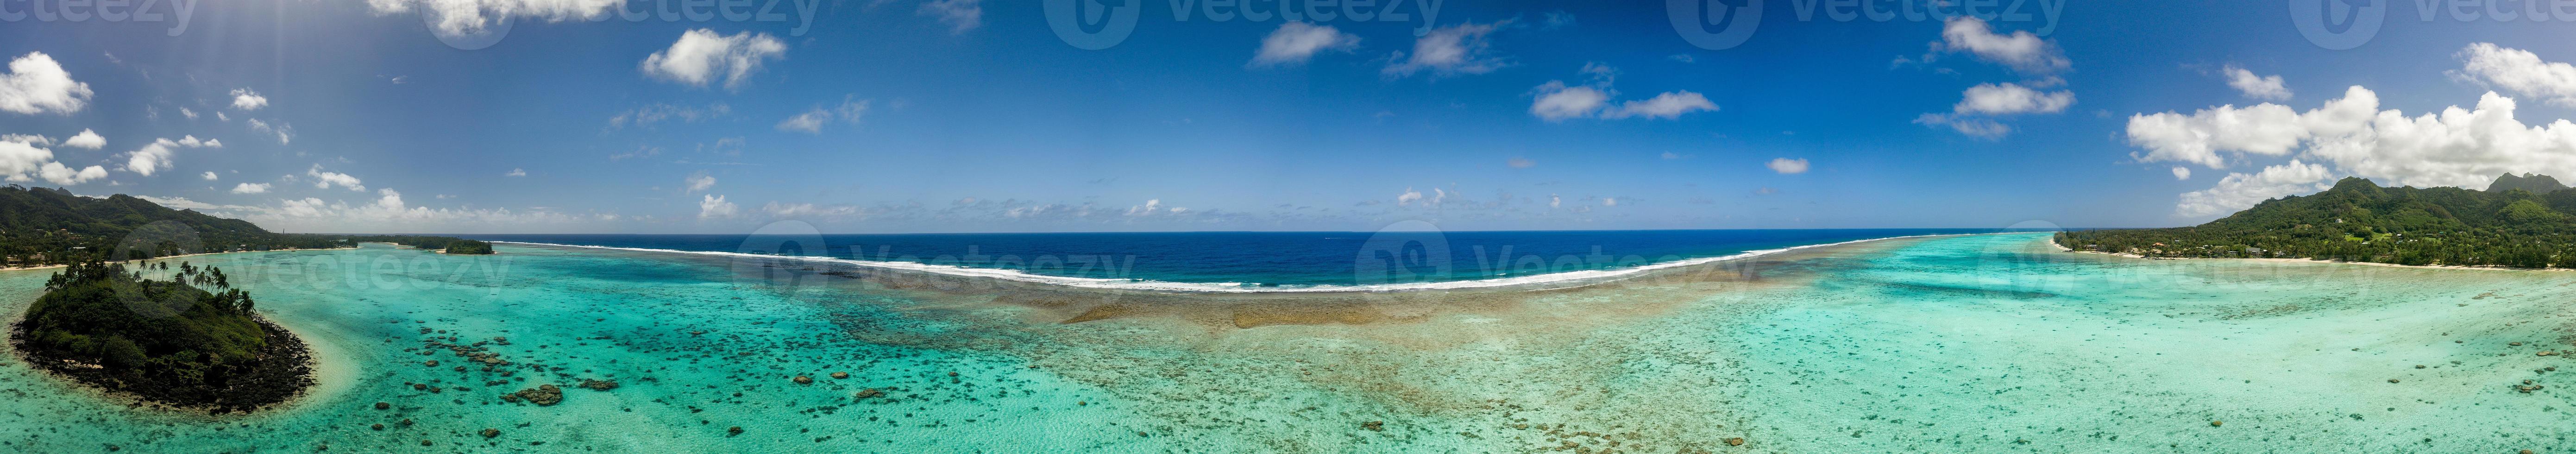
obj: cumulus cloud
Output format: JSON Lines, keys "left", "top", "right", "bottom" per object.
{"left": 364, "top": 0, "right": 622, "bottom": 37}
{"left": 685, "top": 174, "right": 716, "bottom": 193}
{"left": 1251, "top": 22, "right": 1360, "bottom": 67}
{"left": 2222, "top": 65, "right": 2292, "bottom": 101}
{"left": 1913, "top": 114, "right": 2013, "bottom": 139}
{"left": 202, "top": 171, "right": 219, "bottom": 181}
{"left": 2171, "top": 166, "right": 2191, "bottom": 180}
{"left": 2453, "top": 43, "right": 2576, "bottom": 107}
{"left": 2140, "top": 86, "right": 2576, "bottom": 215}
{"left": 641, "top": 29, "right": 787, "bottom": 89}
{"left": 2174, "top": 160, "right": 2335, "bottom": 217}
{"left": 774, "top": 96, "right": 867, "bottom": 133}
{"left": 122, "top": 136, "right": 221, "bottom": 177}
{"left": 229, "top": 88, "right": 269, "bottom": 110}
{"left": 61, "top": 129, "right": 102, "bottom": 149}
{"left": 0, "top": 52, "right": 93, "bottom": 114}
{"left": 1767, "top": 158, "right": 1810, "bottom": 174}
{"left": 919, "top": 0, "right": 982, "bottom": 34}
{"left": 0, "top": 139, "right": 106, "bottom": 185}
{"left": 2124, "top": 85, "right": 2376, "bottom": 169}
{"left": 307, "top": 165, "right": 366, "bottom": 191}
{"left": 505, "top": 168, "right": 527, "bottom": 177}
{"left": 232, "top": 183, "right": 270, "bottom": 194}
{"left": 1953, "top": 82, "right": 2073, "bottom": 115}
{"left": 1384, "top": 21, "right": 1509, "bottom": 78}
{"left": 1123, "top": 199, "right": 1188, "bottom": 216}
{"left": 36, "top": 162, "right": 107, "bottom": 185}
{"left": 698, "top": 194, "right": 737, "bottom": 219}
{"left": 1937, "top": 17, "right": 2069, "bottom": 76}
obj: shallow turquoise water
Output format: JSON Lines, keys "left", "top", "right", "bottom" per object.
{"left": 0, "top": 233, "right": 2570, "bottom": 453}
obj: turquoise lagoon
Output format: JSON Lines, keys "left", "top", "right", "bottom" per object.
{"left": 0, "top": 233, "right": 2571, "bottom": 452}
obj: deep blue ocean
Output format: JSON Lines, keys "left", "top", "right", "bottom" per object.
{"left": 465, "top": 229, "right": 2024, "bottom": 288}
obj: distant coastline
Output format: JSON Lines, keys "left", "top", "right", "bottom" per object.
{"left": 0, "top": 246, "right": 361, "bottom": 272}
{"left": 2047, "top": 236, "right": 2570, "bottom": 272}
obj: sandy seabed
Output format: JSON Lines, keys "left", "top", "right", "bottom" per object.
{"left": 0, "top": 234, "right": 2568, "bottom": 453}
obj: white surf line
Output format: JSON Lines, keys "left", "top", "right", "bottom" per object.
{"left": 491, "top": 233, "right": 1989, "bottom": 294}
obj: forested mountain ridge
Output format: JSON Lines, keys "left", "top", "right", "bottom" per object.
{"left": 2058, "top": 174, "right": 2576, "bottom": 268}
{"left": 0, "top": 185, "right": 487, "bottom": 265}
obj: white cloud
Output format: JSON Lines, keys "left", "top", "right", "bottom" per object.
{"left": 781, "top": 96, "right": 871, "bottom": 132}
{"left": 1123, "top": 199, "right": 1187, "bottom": 216}
{"left": 1529, "top": 82, "right": 1609, "bottom": 122}
{"left": 229, "top": 88, "right": 269, "bottom": 110}
{"left": 1604, "top": 91, "right": 1718, "bottom": 120}
{"left": 1251, "top": 22, "right": 1360, "bottom": 67}
{"left": 761, "top": 202, "right": 860, "bottom": 218}
{"left": 364, "top": 0, "right": 622, "bottom": 38}
{"left": 1937, "top": 17, "right": 2069, "bottom": 75}
{"left": 698, "top": 194, "right": 738, "bottom": 219}
{"left": 2141, "top": 86, "right": 2576, "bottom": 214}
{"left": 201, "top": 171, "right": 220, "bottom": 181}
{"left": 919, "top": 0, "right": 982, "bottom": 34}
{"left": 775, "top": 109, "right": 829, "bottom": 133}
{"left": 307, "top": 165, "right": 366, "bottom": 191}
{"left": 247, "top": 119, "right": 293, "bottom": 144}
{"left": 2222, "top": 65, "right": 2292, "bottom": 101}
{"left": 1395, "top": 187, "right": 1423, "bottom": 206}
{"left": 641, "top": 29, "right": 787, "bottom": 89}
{"left": 685, "top": 174, "right": 716, "bottom": 192}
{"left": 1528, "top": 64, "right": 1715, "bottom": 121}
{"left": 232, "top": 186, "right": 598, "bottom": 233}
{"left": 179, "top": 107, "right": 197, "bottom": 120}
{"left": 0, "top": 52, "right": 93, "bottom": 114}
{"left": 122, "top": 136, "right": 220, "bottom": 177}
{"left": 35, "top": 162, "right": 106, "bottom": 185}
{"left": 1953, "top": 82, "right": 2073, "bottom": 115}
{"left": 1548, "top": 194, "right": 1561, "bottom": 208}
{"left": 2174, "top": 159, "right": 2334, "bottom": 217}
{"left": 608, "top": 102, "right": 729, "bottom": 129}
{"left": 2170, "top": 166, "right": 2191, "bottom": 180}
{"left": 0, "top": 133, "right": 49, "bottom": 146}
{"left": 1767, "top": 158, "right": 1810, "bottom": 174}
{"left": 61, "top": 129, "right": 102, "bottom": 149}
{"left": 2125, "top": 86, "right": 2375, "bottom": 168}
{"left": 1383, "top": 21, "right": 1508, "bottom": 78}
{"left": 505, "top": 168, "right": 527, "bottom": 177}
{"left": 2453, "top": 43, "right": 2576, "bottom": 107}
{"left": 232, "top": 183, "right": 271, "bottom": 194}
{"left": 0, "top": 140, "right": 106, "bottom": 185}
{"left": 1913, "top": 114, "right": 2014, "bottom": 139}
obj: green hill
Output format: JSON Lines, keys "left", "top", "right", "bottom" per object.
{"left": 0, "top": 185, "right": 490, "bottom": 265}
{"left": 2058, "top": 174, "right": 2576, "bottom": 268}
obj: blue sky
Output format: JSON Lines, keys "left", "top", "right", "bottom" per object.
{"left": 1, "top": 0, "right": 2573, "bottom": 233}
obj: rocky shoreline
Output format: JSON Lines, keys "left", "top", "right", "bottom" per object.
{"left": 9, "top": 317, "right": 317, "bottom": 415}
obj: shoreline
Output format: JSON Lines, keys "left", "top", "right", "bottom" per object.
{"left": 0, "top": 246, "right": 363, "bottom": 272}
{"left": 2046, "top": 235, "right": 2570, "bottom": 272}
{"left": 4, "top": 313, "right": 326, "bottom": 416}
